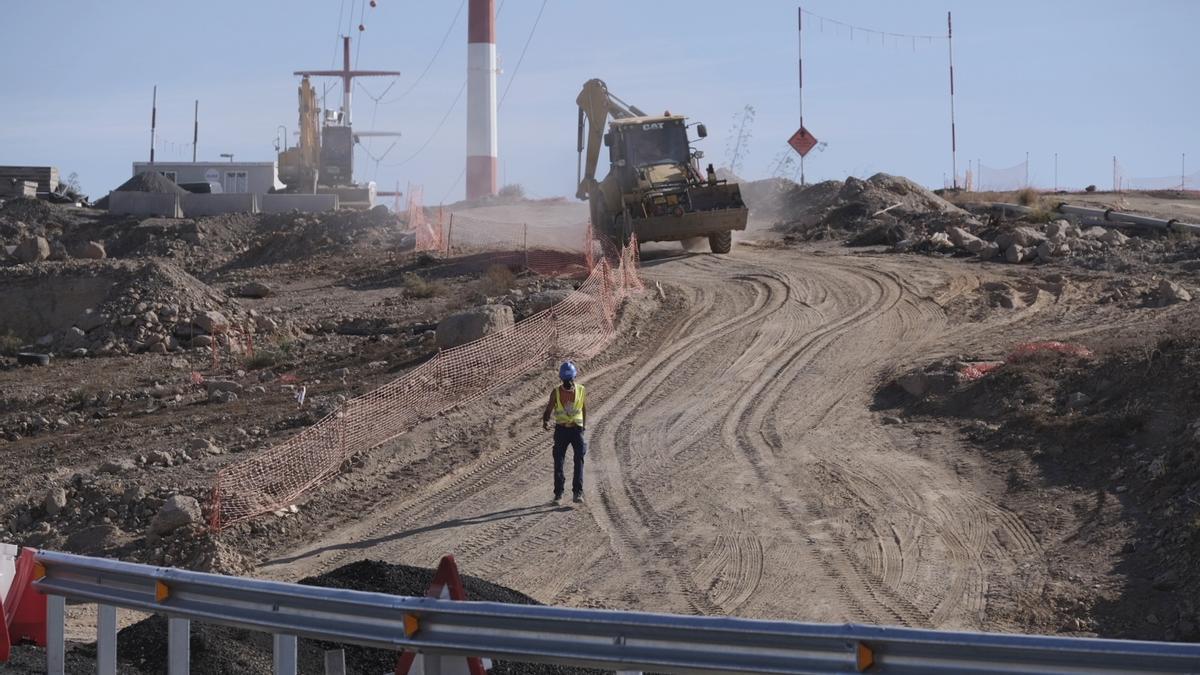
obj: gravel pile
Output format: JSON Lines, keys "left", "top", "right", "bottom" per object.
{"left": 115, "top": 559, "right": 605, "bottom": 675}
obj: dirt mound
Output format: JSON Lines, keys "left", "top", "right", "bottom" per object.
{"left": 235, "top": 205, "right": 401, "bottom": 266}
{"left": 767, "top": 173, "right": 974, "bottom": 241}
{"left": 115, "top": 559, "right": 604, "bottom": 675}
{"left": 0, "top": 258, "right": 282, "bottom": 355}
{"left": 892, "top": 335, "right": 1200, "bottom": 641}
{"left": 0, "top": 196, "right": 58, "bottom": 224}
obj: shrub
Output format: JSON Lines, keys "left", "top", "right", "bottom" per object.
{"left": 403, "top": 272, "right": 443, "bottom": 298}
{"left": 477, "top": 264, "right": 517, "bottom": 296}
{"left": 1015, "top": 186, "right": 1040, "bottom": 206}
{"left": 0, "top": 331, "right": 23, "bottom": 356}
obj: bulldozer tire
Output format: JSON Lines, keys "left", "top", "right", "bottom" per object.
{"left": 708, "top": 231, "right": 733, "bottom": 254}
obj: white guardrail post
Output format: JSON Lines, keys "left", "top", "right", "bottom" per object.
{"left": 28, "top": 549, "right": 1200, "bottom": 674}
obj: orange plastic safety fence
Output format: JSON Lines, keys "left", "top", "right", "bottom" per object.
{"left": 211, "top": 235, "right": 642, "bottom": 529}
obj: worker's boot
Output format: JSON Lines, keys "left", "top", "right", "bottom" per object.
{"left": 573, "top": 492, "right": 584, "bottom": 504}
{"left": 552, "top": 493, "right": 563, "bottom": 505}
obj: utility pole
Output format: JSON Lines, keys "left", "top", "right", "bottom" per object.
{"left": 1113, "top": 156, "right": 1118, "bottom": 192}
{"left": 295, "top": 36, "right": 400, "bottom": 127}
{"left": 798, "top": 6, "right": 805, "bottom": 186}
{"left": 1184, "top": 153, "right": 1188, "bottom": 191}
{"left": 947, "top": 12, "right": 958, "bottom": 189}
{"left": 192, "top": 100, "right": 199, "bottom": 163}
{"left": 1054, "top": 152, "right": 1058, "bottom": 192}
{"left": 149, "top": 85, "right": 157, "bottom": 164}
{"left": 1024, "top": 151, "right": 1029, "bottom": 187}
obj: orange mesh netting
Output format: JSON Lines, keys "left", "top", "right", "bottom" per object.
{"left": 210, "top": 230, "right": 641, "bottom": 529}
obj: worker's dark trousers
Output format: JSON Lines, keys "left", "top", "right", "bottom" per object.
{"left": 553, "top": 425, "right": 587, "bottom": 496}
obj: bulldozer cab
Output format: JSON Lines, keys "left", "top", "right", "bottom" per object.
{"left": 607, "top": 117, "right": 691, "bottom": 187}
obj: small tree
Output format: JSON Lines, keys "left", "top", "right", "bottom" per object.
{"left": 62, "top": 172, "right": 83, "bottom": 197}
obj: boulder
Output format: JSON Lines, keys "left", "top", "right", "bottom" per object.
{"left": 436, "top": 305, "right": 515, "bottom": 349}
{"left": 99, "top": 458, "right": 137, "bottom": 475}
{"left": 187, "top": 437, "right": 224, "bottom": 455}
{"left": 526, "top": 289, "right": 573, "bottom": 314}
{"left": 148, "top": 450, "right": 174, "bottom": 467}
{"left": 149, "top": 495, "right": 203, "bottom": 536}
{"left": 205, "top": 380, "right": 244, "bottom": 397}
{"left": 192, "top": 310, "right": 229, "bottom": 335}
{"left": 1158, "top": 279, "right": 1192, "bottom": 304}
{"left": 1100, "top": 229, "right": 1131, "bottom": 246}
{"left": 1046, "top": 219, "right": 1080, "bottom": 240}
{"left": 978, "top": 242, "right": 1001, "bottom": 261}
{"left": 946, "top": 226, "right": 984, "bottom": 252}
{"left": 1005, "top": 245, "right": 1028, "bottom": 264}
{"left": 895, "top": 370, "right": 956, "bottom": 398}
{"left": 44, "top": 486, "right": 68, "bottom": 516}
{"left": 75, "top": 309, "right": 108, "bottom": 332}
{"left": 1081, "top": 226, "right": 1109, "bottom": 240}
{"left": 74, "top": 241, "right": 107, "bottom": 259}
{"left": 238, "top": 282, "right": 273, "bottom": 299}
{"left": 14, "top": 236, "right": 50, "bottom": 263}
{"left": 997, "top": 226, "right": 1045, "bottom": 250}
{"left": 209, "top": 389, "right": 239, "bottom": 404}
{"left": 189, "top": 335, "right": 214, "bottom": 348}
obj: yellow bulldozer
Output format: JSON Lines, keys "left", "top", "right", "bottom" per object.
{"left": 576, "top": 78, "right": 748, "bottom": 254}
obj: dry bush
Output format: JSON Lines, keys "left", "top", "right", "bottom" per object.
{"left": 402, "top": 272, "right": 444, "bottom": 298}
{"left": 477, "top": 264, "right": 517, "bottom": 296}
{"left": 1016, "top": 187, "right": 1040, "bottom": 206}
{"left": 0, "top": 331, "right": 23, "bottom": 356}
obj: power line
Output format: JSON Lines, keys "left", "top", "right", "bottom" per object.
{"left": 800, "top": 7, "right": 946, "bottom": 44}
{"left": 381, "top": 78, "right": 468, "bottom": 168}
{"left": 498, "top": 0, "right": 547, "bottom": 106}
{"left": 380, "top": 0, "right": 467, "bottom": 104}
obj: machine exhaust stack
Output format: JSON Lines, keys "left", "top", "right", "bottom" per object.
{"left": 466, "top": 0, "right": 498, "bottom": 200}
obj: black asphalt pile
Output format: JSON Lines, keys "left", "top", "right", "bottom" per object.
{"left": 94, "top": 171, "right": 188, "bottom": 210}
{"left": 115, "top": 559, "right": 605, "bottom": 675}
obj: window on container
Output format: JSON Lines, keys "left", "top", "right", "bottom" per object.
{"left": 224, "top": 171, "right": 248, "bottom": 193}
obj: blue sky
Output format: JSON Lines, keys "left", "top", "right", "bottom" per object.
{"left": 1, "top": 1, "right": 1196, "bottom": 200}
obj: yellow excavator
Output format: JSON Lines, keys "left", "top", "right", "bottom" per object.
{"left": 277, "top": 76, "right": 321, "bottom": 193}
{"left": 576, "top": 78, "right": 747, "bottom": 253}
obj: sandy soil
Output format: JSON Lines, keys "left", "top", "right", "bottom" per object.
{"left": 255, "top": 240, "right": 1181, "bottom": 633}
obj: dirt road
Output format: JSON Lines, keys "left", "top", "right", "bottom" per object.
{"left": 262, "top": 244, "right": 1135, "bottom": 630}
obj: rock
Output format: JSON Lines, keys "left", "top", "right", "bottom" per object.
{"left": 332, "top": 367, "right": 350, "bottom": 379}
{"left": 62, "top": 326, "right": 88, "bottom": 348}
{"left": 526, "top": 289, "right": 573, "bottom": 314}
{"left": 75, "top": 309, "right": 108, "bottom": 332}
{"left": 187, "top": 437, "right": 224, "bottom": 455}
{"left": 44, "top": 486, "right": 68, "bottom": 516}
{"left": 99, "top": 458, "right": 137, "bottom": 475}
{"left": 190, "top": 335, "right": 214, "bottom": 348}
{"left": 927, "top": 232, "right": 954, "bottom": 251}
{"left": 996, "top": 226, "right": 1045, "bottom": 251}
{"left": 978, "top": 242, "right": 1001, "bottom": 261}
{"left": 254, "top": 315, "right": 279, "bottom": 333}
{"left": 205, "top": 380, "right": 243, "bottom": 397}
{"left": 1067, "top": 392, "right": 1092, "bottom": 409}
{"left": 881, "top": 416, "right": 904, "bottom": 425}
{"left": 147, "top": 450, "right": 174, "bottom": 467}
{"left": 149, "top": 495, "right": 203, "bottom": 536}
{"left": 14, "top": 236, "right": 50, "bottom": 263}
{"left": 209, "top": 389, "right": 239, "bottom": 404}
{"left": 74, "top": 241, "right": 107, "bottom": 259}
{"left": 947, "top": 226, "right": 984, "bottom": 252}
{"left": 237, "top": 282, "right": 272, "bottom": 298}
{"left": 142, "top": 311, "right": 159, "bottom": 326}
{"left": 1152, "top": 569, "right": 1180, "bottom": 591}
{"left": 1081, "top": 226, "right": 1108, "bottom": 240}
{"left": 192, "top": 310, "right": 230, "bottom": 335}
{"left": 1158, "top": 279, "right": 1192, "bottom": 304}
{"left": 1005, "top": 245, "right": 1028, "bottom": 264}
{"left": 1099, "top": 229, "right": 1130, "bottom": 246}
{"left": 147, "top": 341, "right": 168, "bottom": 354}
{"left": 1046, "top": 219, "right": 1080, "bottom": 239}
{"left": 436, "top": 305, "right": 515, "bottom": 349}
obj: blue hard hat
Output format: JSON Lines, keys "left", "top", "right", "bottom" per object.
{"left": 559, "top": 361, "right": 578, "bottom": 381}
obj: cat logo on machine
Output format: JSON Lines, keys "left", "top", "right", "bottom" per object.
{"left": 642, "top": 122, "right": 664, "bottom": 131}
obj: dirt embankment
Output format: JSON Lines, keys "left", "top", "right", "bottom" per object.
{"left": 883, "top": 329, "right": 1200, "bottom": 641}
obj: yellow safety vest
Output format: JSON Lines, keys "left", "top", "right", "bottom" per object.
{"left": 553, "top": 384, "right": 586, "bottom": 426}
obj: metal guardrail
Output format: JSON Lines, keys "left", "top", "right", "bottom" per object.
{"left": 30, "top": 550, "right": 1200, "bottom": 674}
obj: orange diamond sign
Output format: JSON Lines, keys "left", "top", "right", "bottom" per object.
{"left": 788, "top": 126, "right": 818, "bottom": 157}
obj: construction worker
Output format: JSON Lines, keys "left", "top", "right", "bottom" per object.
{"left": 542, "top": 361, "right": 587, "bottom": 504}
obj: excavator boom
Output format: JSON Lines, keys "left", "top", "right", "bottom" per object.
{"left": 576, "top": 79, "right": 646, "bottom": 199}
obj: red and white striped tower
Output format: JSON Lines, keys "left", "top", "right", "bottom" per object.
{"left": 466, "top": 0, "right": 498, "bottom": 200}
